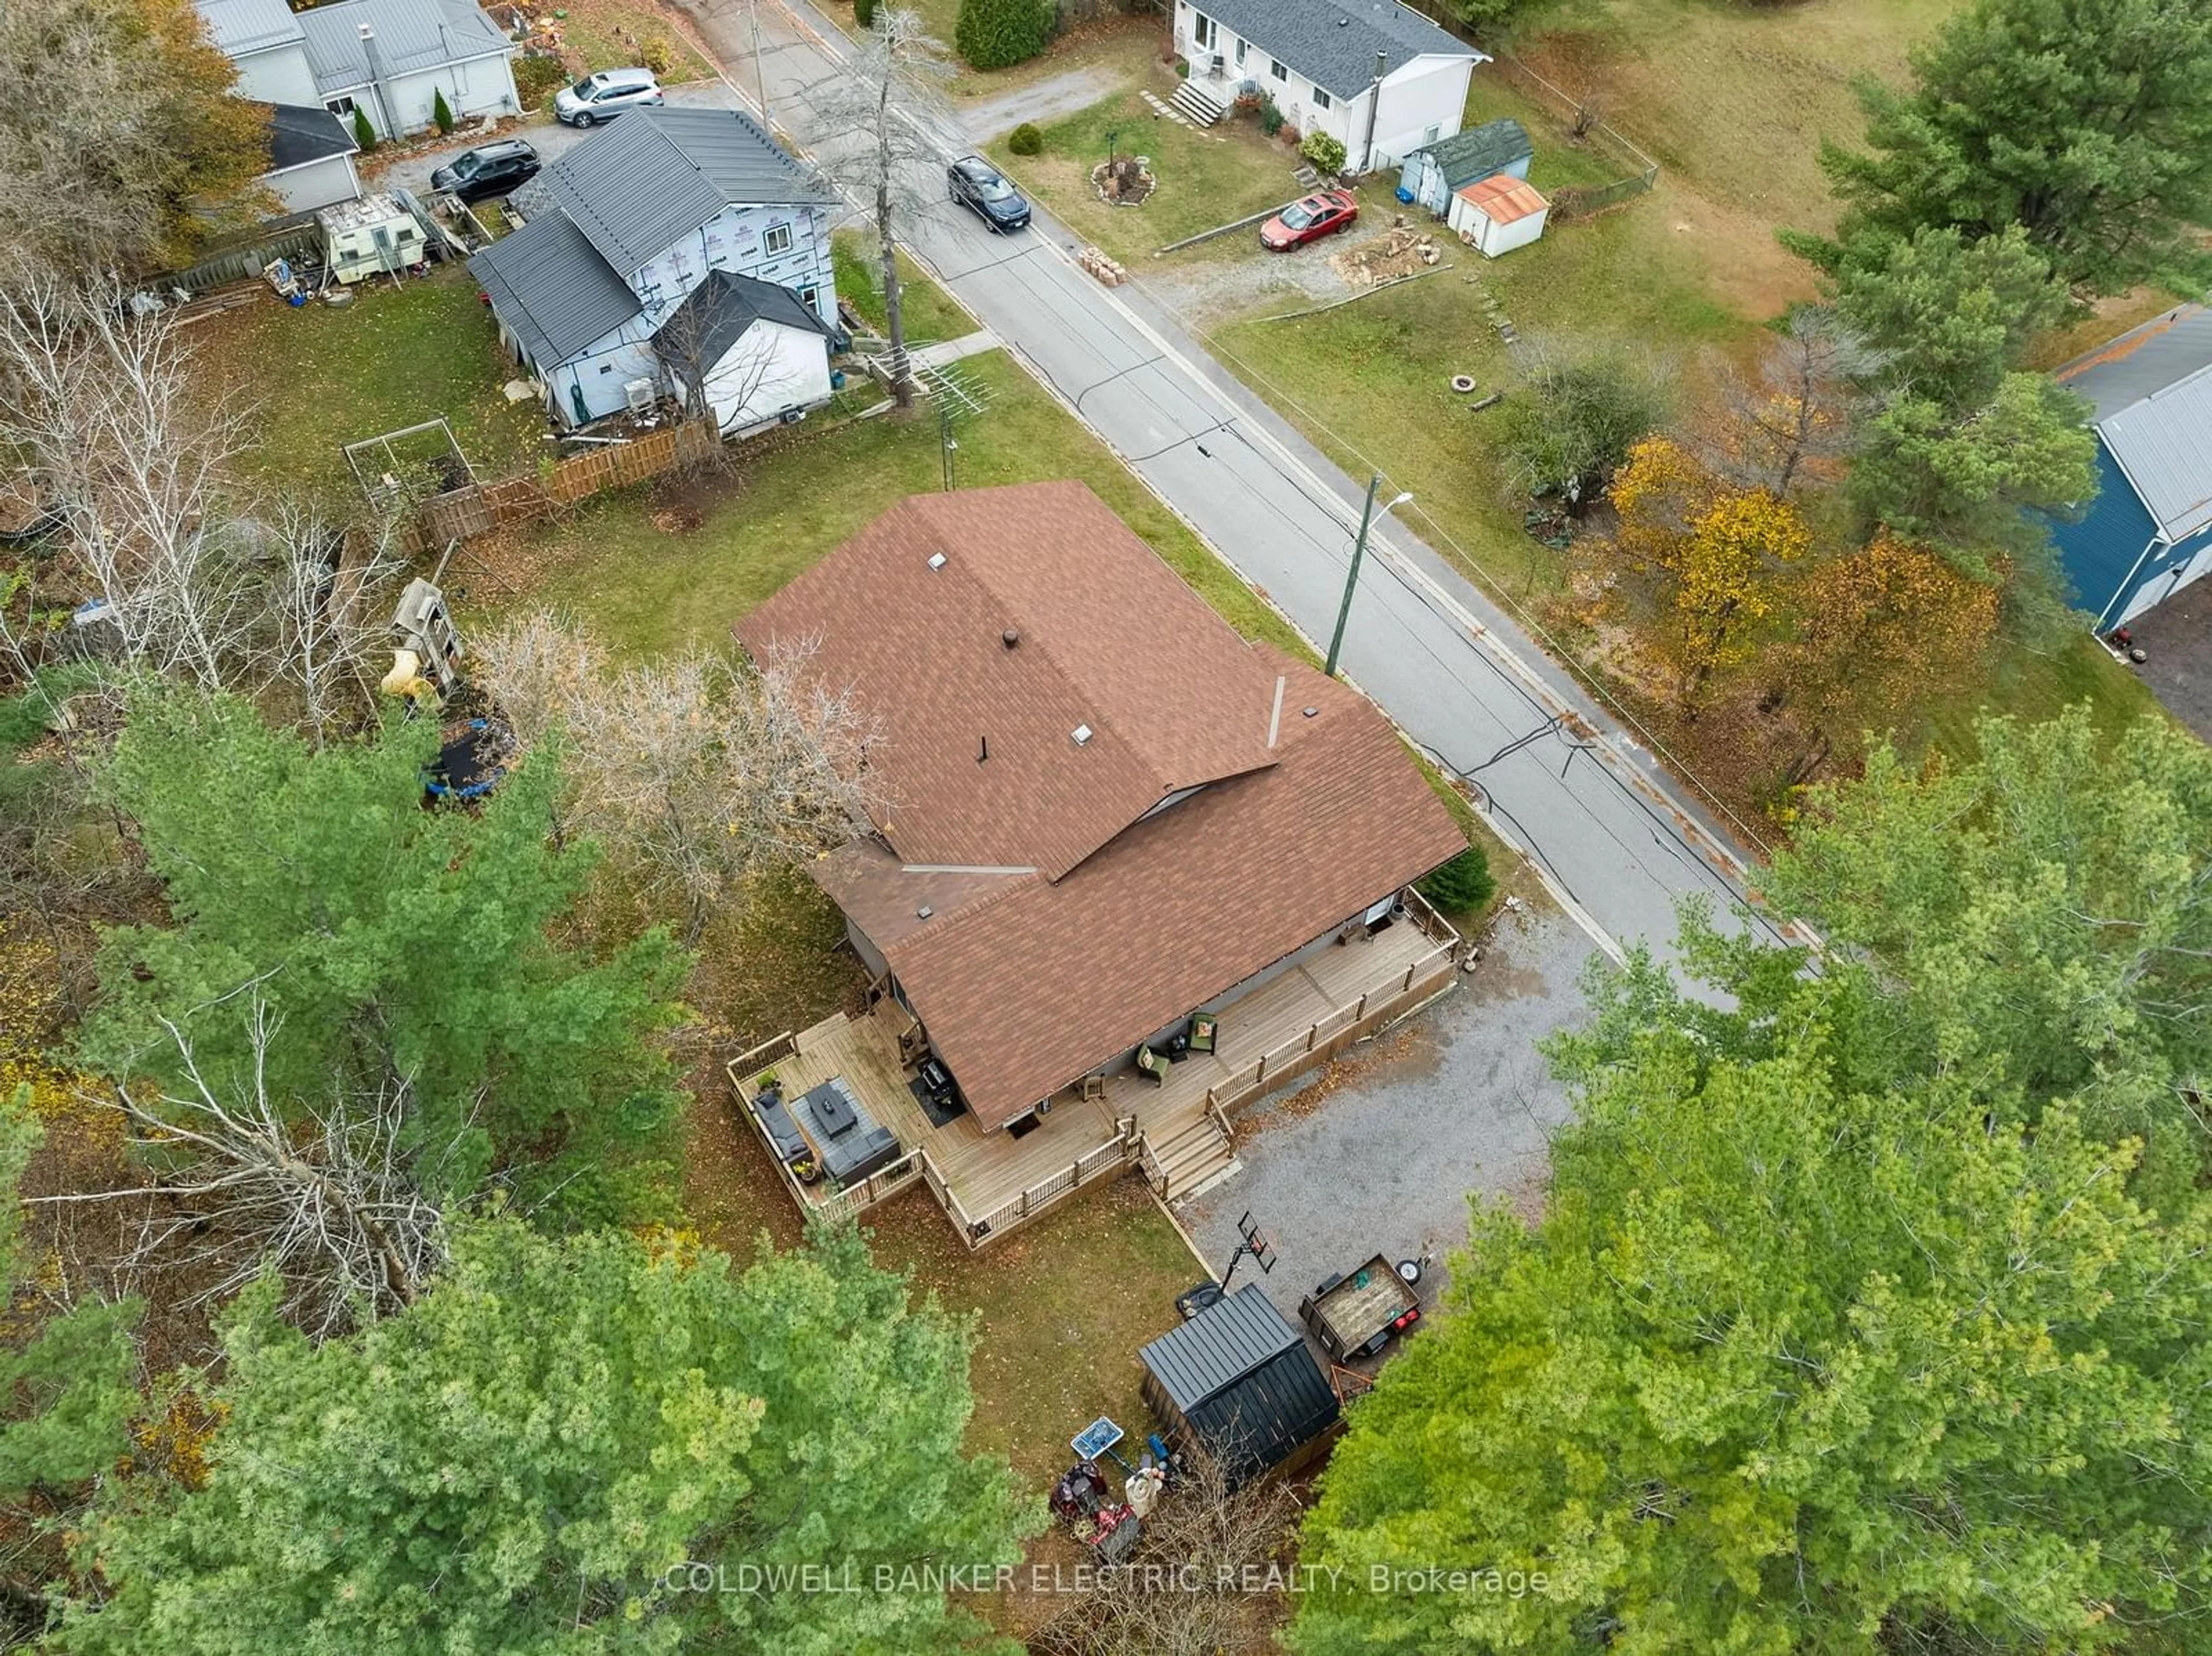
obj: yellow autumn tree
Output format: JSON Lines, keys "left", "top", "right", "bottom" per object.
{"left": 1609, "top": 437, "right": 1813, "bottom": 716}
{"left": 1775, "top": 532, "right": 1999, "bottom": 782}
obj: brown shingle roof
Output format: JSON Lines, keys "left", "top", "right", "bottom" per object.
{"left": 734, "top": 483, "right": 1281, "bottom": 881}
{"left": 743, "top": 484, "right": 1467, "bottom": 1130}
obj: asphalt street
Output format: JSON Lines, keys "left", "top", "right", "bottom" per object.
{"left": 660, "top": 3, "right": 1790, "bottom": 961}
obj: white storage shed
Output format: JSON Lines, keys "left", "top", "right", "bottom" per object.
{"left": 1448, "top": 173, "right": 1550, "bottom": 259}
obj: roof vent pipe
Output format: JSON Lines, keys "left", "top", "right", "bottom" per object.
{"left": 1002, "top": 628, "right": 1019, "bottom": 648}
{"left": 1072, "top": 725, "right": 1093, "bottom": 746}
{"left": 927, "top": 552, "right": 947, "bottom": 570}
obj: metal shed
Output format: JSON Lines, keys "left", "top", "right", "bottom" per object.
{"left": 1397, "top": 119, "right": 1533, "bottom": 217}
{"left": 1139, "top": 1286, "right": 1340, "bottom": 1487}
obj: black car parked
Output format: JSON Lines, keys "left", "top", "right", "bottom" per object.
{"left": 429, "top": 139, "right": 541, "bottom": 204}
{"left": 946, "top": 154, "right": 1031, "bottom": 232}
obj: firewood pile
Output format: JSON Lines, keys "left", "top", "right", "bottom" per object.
{"left": 1078, "top": 247, "right": 1127, "bottom": 287}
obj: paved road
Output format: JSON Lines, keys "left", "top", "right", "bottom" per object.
{"left": 674, "top": 0, "right": 1785, "bottom": 964}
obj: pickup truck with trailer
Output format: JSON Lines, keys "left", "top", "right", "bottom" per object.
{"left": 1298, "top": 1253, "right": 1421, "bottom": 1361}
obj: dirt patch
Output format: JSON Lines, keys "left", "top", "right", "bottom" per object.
{"left": 1329, "top": 223, "right": 1449, "bottom": 287}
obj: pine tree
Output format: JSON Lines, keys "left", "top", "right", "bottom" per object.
{"left": 430, "top": 87, "right": 453, "bottom": 135}
{"left": 350, "top": 105, "right": 375, "bottom": 152}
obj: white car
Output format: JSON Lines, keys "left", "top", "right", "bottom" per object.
{"left": 553, "top": 67, "right": 665, "bottom": 127}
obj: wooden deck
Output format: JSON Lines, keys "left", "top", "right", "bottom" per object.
{"left": 729, "top": 898, "right": 1459, "bottom": 1246}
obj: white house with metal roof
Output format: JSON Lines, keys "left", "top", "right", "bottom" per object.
{"left": 1171, "top": 0, "right": 1486, "bottom": 173}
{"left": 2048, "top": 305, "right": 2212, "bottom": 631}
{"left": 195, "top": 0, "right": 517, "bottom": 141}
{"left": 471, "top": 108, "right": 839, "bottom": 429}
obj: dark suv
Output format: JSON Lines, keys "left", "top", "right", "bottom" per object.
{"left": 429, "top": 139, "right": 541, "bottom": 204}
{"left": 946, "top": 154, "right": 1031, "bottom": 232}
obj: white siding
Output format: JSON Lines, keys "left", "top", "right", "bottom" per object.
{"left": 698, "top": 321, "right": 832, "bottom": 435}
{"left": 1365, "top": 54, "right": 1475, "bottom": 172}
{"left": 339, "top": 52, "right": 518, "bottom": 137}
{"left": 266, "top": 152, "right": 361, "bottom": 214}
{"left": 232, "top": 41, "right": 321, "bottom": 107}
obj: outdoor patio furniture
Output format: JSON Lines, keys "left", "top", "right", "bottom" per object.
{"left": 1186, "top": 1013, "right": 1218, "bottom": 1054}
{"left": 1081, "top": 1075, "right": 1106, "bottom": 1102}
{"left": 813, "top": 1084, "right": 859, "bottom": 1139}
{"left": 1136, "top": 1045, "right": 1168, "bottom": 1085}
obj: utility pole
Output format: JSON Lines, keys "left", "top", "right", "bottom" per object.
{"left": 1324, "top": 475, "right": 1411, "bottom": 677}
{"left": 748, "top": 0, "right": 771, "bottom": 124}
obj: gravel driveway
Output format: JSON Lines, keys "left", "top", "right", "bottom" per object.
{"left": 1176, "top": 904, "right": 1596, "bottom": 1332}
{"left": 369, "top": 81, "right": 747, "bottom": 200}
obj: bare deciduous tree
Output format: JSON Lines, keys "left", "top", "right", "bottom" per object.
{"left": 473, "top": 611, "right": 880, "bottom": 939}
{"left": 647, "top": 291, "right": 784, "bottom": 463}
{"left": 796, "top": 9, "right": 952, "bottom": 409}
{"left": 1706, "top": 308, "right": 1875, "bottom": 499}
{"left": 1035, "top": 1445, "right": 1305, "bottom": 1656}
{"left": 39, "top": 1002, "right": 461, "bottom": 1341}
{"left": 263, "top": 501, "right": 405, "bottom": 747}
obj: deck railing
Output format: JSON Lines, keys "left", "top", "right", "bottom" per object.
{"left": 1200, "top": 929, "right": 1459, "bottom": 1117}
{"left": 725, "top": 1052, "right": 1139, "bottom": 1250}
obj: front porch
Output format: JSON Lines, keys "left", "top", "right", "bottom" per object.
{"left": 728, "top": 890, "right": 1460, "bottom": 1248}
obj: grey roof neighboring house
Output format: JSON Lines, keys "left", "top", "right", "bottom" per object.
{"left": 195, "top": 0, "right": 305, "bottom": 56}
{"left": 1407, "top": 117, "right": 1530, "bottom": 186}
{"left": 259, "top": 103, "right": 359, "bottom": 174}
{"left": 297, "top": 0, "right": 513, "bottom": 93}
{"left": 1192, "top": 0, "right": 1482, "bottom": 98}
{"left": 2055, "top": 305, "right": 2212, "bottom": 543}
{"left": 469, "top": 210, "right": 642, "bottom": 367}
{"left": 654, "top": 269, "right": 835, "bottom": 364}
{"left": 513, "top": 107, "right": 835, "bottom": 279}
{"left": 2055, "top": 303, "right": 2212, "bottom": 421}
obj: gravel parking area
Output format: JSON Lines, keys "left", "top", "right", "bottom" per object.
{"left": 2123, "top": 581, "right": 2212, "bottom": 744}
{"left": 1177, "top": 904, "right": 1596, "bottom": 1334}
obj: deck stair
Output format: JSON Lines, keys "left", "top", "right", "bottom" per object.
{"left": 1147, "top": 1113, "right": 1236, "bottom": 1200}
{"left": 1169, "top": 76, "right": 1230, "bottom": 128}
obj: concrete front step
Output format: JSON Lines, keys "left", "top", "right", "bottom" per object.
{"left": 1169, "top": 79, "right": 1229, "bottom": 127}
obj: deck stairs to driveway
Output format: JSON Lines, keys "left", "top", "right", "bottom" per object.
{"left": 1168, "top": 77, "right": 1229, "bottom": 128}
{"left": 1143, "top": 1110, "right": 1237, "bottom": 1201}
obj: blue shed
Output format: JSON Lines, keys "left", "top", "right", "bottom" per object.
{"left": 1397, "top": 119, "right": 1532, "bottom": 218}
{"left": 2049, "top": 305, "right": 2212, "bottom": 631}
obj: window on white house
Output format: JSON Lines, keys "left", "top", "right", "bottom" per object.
{"left": 1313, "top": 85, "right": 1332, "bottom": 110}
{"left": 326, "top": 95, "right": 356, "bottom": 116}
{"left": 1191, "top": 12, "right": 1214, "bottom": 49}
{"left": 763, "top": 222, "right": 794, "bottom": 255}
{"left": 1270, "top": 58, "right": 1287, "bottom": 82}
{"left": 1234, "top": 38, "right": 1246, "bottom": 66}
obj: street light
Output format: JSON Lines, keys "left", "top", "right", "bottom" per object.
{"left": 1324, "top": 476, "right": 1412, "bottom": 677}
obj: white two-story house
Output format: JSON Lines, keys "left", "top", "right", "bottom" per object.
{"left": 1172, "top": 0, "right": 1486, "bottom": 175}
{"left": 472, "top": 108, "right": 840, "bottom": 429}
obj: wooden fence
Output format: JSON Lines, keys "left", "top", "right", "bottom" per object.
{"left": 418, "top": 420, "right": 719, "bottom": 543}
{"left": 155, "top": 219, "right": 322, "bottom": 298}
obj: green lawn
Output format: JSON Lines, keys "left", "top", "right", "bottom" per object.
{"left": 988, "top": 83, "right": 1309, "bottom": 263}
{"left": 830, "top": 230, "right": 976, "bottom": 344}
{"left": 554, "top": 0, "right": 718, "bottom": 85}
{"left": 191, "top": 268, "right": 546, "bottom": 502}
{"left": 489, "top": 348, "right": 1313, "bottom": 662}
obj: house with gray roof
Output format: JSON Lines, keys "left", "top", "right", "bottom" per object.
{"left": 2048, "top": 305, "right": 2212, "bottom": 630}
{"left": 1172, "top": 0, "right": 1486, "bottom": 173}
{"left": 196, "top": 0, "right": 517, "bottom": 142}
{"left": 472, "top": 108, "right": 839, "bottom": 429}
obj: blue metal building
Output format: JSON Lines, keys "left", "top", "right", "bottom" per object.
{"left": 2049, "top": 305, "right": 2212, "bottom": 631}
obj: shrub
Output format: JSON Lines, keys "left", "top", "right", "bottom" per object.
{"left": 955, "top": 0, "right": 1054, "bottom": 71}
{"left": 854, "top": 0, "right": 874, "bottom": 25}
{"left": 431, "top": 88, "right": 455, "bottom": 135}
{"left": 1301, "top": 129, "right": 1347, "bottom": 174}
{"left": 514, "top": 54, "right": 567, "bottom": 112}
{"left": 1175, "top": 57, "right": 1190, "bottom": 78}
{"left": 1007, "top": 121, "right": 1043, "bottom": 157}
{"left": 351, "top": 106, "right": 377, "bottom": 151}
{"left": 641, "top": 35, "right": 676, "bottom": 75}
{"left": 1257, "top": 93, "right": 1284, "bottom": 136}
{"left": 1498, "top": 344, "right": 1673, "bottom": 508}
{"left": 1279, "top": 122, "right": 1300, "bottom": 146}
{"left": 1417, "top": 846, "right": 1494, "bottom": 915}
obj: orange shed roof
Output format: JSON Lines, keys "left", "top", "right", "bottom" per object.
{"left": 1457, "top": 172, "right": 1549, "bottom": 225}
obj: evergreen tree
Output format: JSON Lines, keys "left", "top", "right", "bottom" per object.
{"left": 953, "top": 0, "right": 1052, "bottom": 72}
{"left": 430, "top": 87, "right": 453, "bottom": 135}
{"left": 79, "top": 690, "right": 688, "bottom": 1225}
{"left": 1809, "top": 0, "right": 2212, "bottom": 294}
{"left": 350, "top": 105, "right": 375, "bottom": 152}
{"left": 59, "top": 1221, "right": 1040, "bottom": 1655}
{"left": 1293, "top": 973, "right": 2212, "bottom": 1653}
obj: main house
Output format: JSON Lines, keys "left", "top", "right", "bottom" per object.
{"left": 196, "top": 0, "right": 518, "bottom": 145}
{"left": 1171, "top": 0, "right": 1486, "bottom": 173}
{"left": 473, "top": 108, "right": 839, "bottom": 429}
{"left": 2049, "top": 304, "right": 2212, "bottom": 632}
{"left": 730, "top": 483, "right": 1468, "bottom": 1245}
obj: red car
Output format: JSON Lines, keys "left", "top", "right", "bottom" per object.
{"left": 1260, "top": 190, "right": 1359, "bottom": 252}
